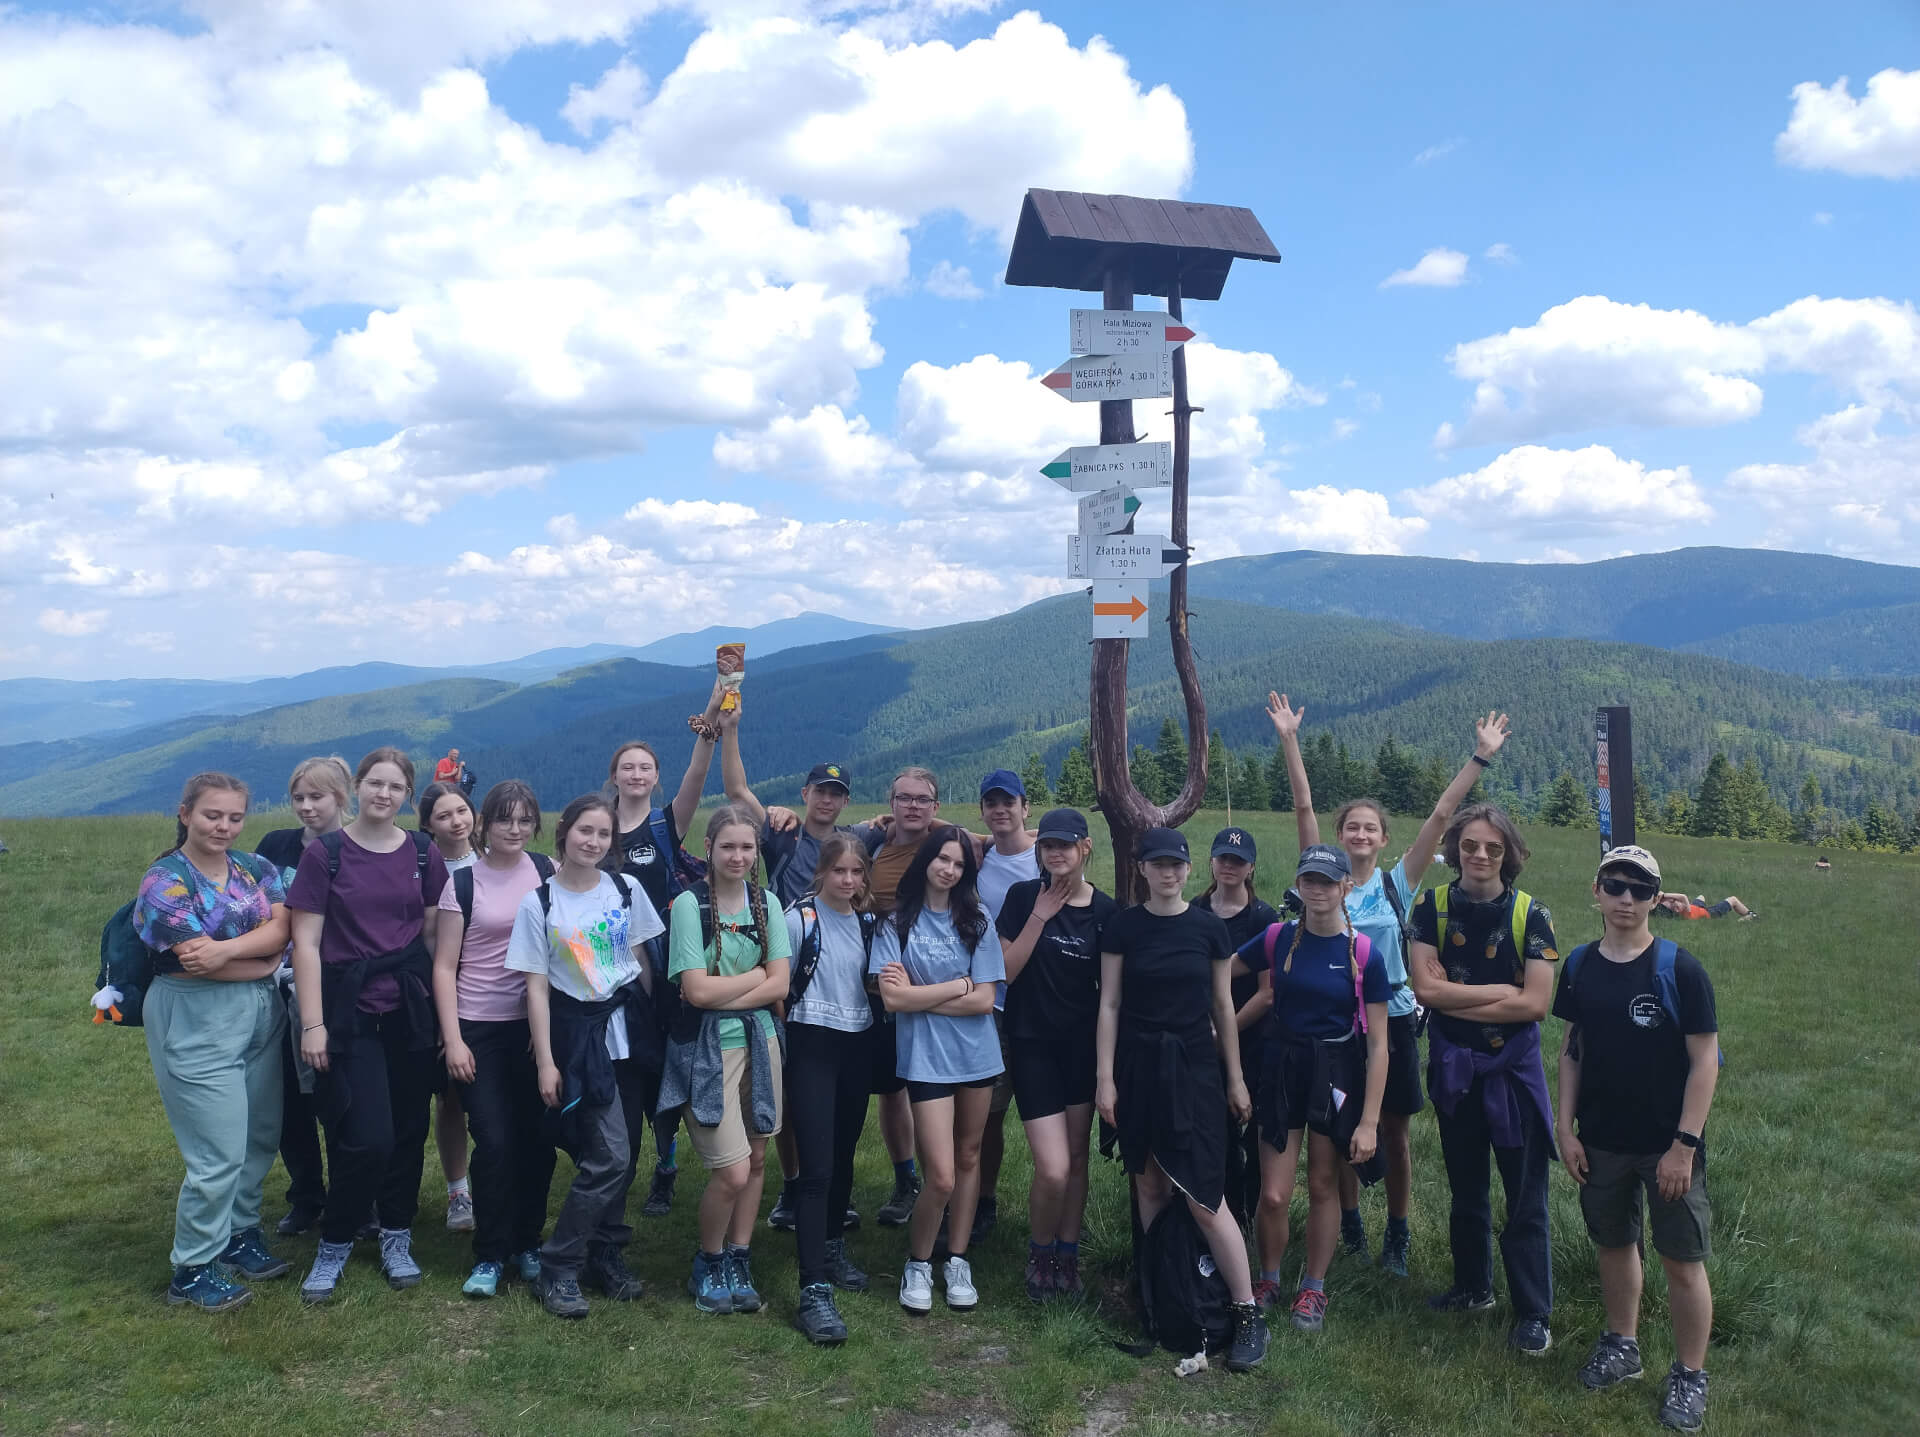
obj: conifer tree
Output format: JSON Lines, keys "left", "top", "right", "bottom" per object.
{"left": 1154, "top": 718, "right": 1188, "bottom": 805}
{"left": 1057, "top": 737, "right": 1097, "bottom": 808}
{"left": 1239, "top": 752, "right": 1270, "bottom": 811}
{"left": 1205, "top": 730, "right": 1230, "bottom": 807}
{"left": 1020, "top": 752, "right": 1051, "bottom": 807}
{"left": 1266, "top": 744, "right": 1293, "bottom": 812}
{"left": 1539, "top": 770, "right": 1593, "bottom": 827}
{"left": 1691, "top": 752, "right": 1738, "bottom": 837}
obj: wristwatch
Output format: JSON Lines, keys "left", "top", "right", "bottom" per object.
{"left": 1673, "top": 1130, "right": 1702, "bottom": 1150}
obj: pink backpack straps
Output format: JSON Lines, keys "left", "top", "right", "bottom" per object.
{"left": 1352, "top": 933, "right": 1372, "bottom": 1035}
{"left": 1263, "top": 922, "right": 1283, "bottom": 971}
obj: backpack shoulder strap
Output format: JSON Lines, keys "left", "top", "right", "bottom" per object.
{"left": 1652, "top": 938, "right": 1681, "bottom": 1024}
{"left": 319, "top": 828, "right": 345, "bottom": 879}
{"left": 1380, "top": 869, "right": 1409, "bottom": 934}
{"left": 411, "top": 829, "right": 433, "bottom": 897}
{"left": 1509, "top": 889, "right": 1534, "bottom": 981}
{"left": 453, "top": 866, "right": 475, "bottom": 927}
{"left": 647, "top": 808, "right": 682, "bottom": 899}
{"left": 1262, "top": 922, "right": 1282, "bottom": 970}
{"left": 1564, "top": 941, "right": 1593, "bottom": 997}
{"left": 1351, "top": 932, "right": 1372, "bottom": 1034}
{"left": 1433, "top": 882, "right": 1450, "bottom": 952}
{"left": 536, "top": 876, "right": 554, "bottom": 920}
{"left": 614, "top": 872, "right": 635, "bottom": 911}
{"left": 858, "top": 909, "right": 878, "bottom": 956}
{"left": 530, "top": 852, "right": 555, "bottom": 881}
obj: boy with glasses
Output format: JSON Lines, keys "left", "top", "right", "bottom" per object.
{"left": 1554, "top": 846, "right": 1718, "bottom": 1433}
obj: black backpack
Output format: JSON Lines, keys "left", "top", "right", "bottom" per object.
{"left": 787, "top": 901, "right": 878, "bottom": 1009}
{"left": 1136, "top": 1200, "right": 1233, "bottom": 1355}
{"left": 452, "top": 852, "right": 555, "bottom": 928}
{"left": 320, "top": 827, "right": 434, "bottom": 896}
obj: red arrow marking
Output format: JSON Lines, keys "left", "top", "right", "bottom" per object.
{"left": 1093, "top": 595, "right": 1148, "bottom": 622}
{"left": 1165, "top": 325, "right": 1196, "bottom": 344}
{"left": 1041, "top": 368, "right": 1072, "bottom": 390}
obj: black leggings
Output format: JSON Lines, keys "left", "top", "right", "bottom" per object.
{"left": 316, "top": 1008, "right": 434, "bottom": 1245}
{"left": 457, "top": 1018, "right": 556, "bottom": 1264}
{"left": 786, "top": 1022, "right": 874, "bottom": 1287}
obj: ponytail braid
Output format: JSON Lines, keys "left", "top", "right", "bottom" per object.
{"left": 1343, "top": 900, "right": 1359, "bottom": 993}
{"left": 747, "top": 877, "right": 771, "bottom": 966}
{"left": 1283, "top": 919, "right": 1305, "bottom": 974}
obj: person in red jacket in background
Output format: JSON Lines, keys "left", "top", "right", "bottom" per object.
{"left": 433, "top": 749, "right": 461, "bottom": 785}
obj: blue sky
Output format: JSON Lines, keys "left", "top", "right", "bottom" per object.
{"left": 3, "top": 0, "right": 1917, "bottom": 679}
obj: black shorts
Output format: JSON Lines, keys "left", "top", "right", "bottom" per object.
{"left": 1009, "top": 1032, "right": 1096, "bottom": 1120}
{"left": 869, "top": 1019, "right": 906, "bottom": 1096}
{"left": 905, "top": 1076, "right": 996, "bottom": 1104}
{"left": 1258, "top": 1038, "right": 1332, "bottom": 1141}
{"left": 1381, "top": 1011, "right": 1426, "bottom": 1116}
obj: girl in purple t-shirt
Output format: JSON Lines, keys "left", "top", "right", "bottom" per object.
{"left": 431, "top": 780, "right": 557, "bottom": 1299}
{"left": 288, "top": 746, "right": 448, "bottom": 1303}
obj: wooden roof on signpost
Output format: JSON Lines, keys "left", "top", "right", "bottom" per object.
{"left": 1004, "top": 188, "right": 1280, "bottom": 301}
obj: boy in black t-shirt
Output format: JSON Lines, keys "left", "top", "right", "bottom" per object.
{"left": 1554, "top": 845, "right": 1718, "bottom": 1434}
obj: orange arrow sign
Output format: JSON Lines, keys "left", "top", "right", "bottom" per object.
{"left": 1093, "top": 594, "right": 1148, "bottom": 622}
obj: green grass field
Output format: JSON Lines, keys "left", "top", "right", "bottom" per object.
{"left": 2, "top": 809, "right": 1916, "bottom": 1436}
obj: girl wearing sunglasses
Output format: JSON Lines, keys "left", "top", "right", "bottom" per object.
{"left": 1406, "top": 803, "right": 1561, "bottom": 1359}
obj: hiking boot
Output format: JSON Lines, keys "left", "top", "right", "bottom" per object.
{"left": 378, "top": 1228, "right": 422, "bottom": 1289}
{"left": 942, "top": 1255, "right": 978, "bottom": 1311}
{"left": 825, "top": 1237, "right": 868, "bottom": 1293}
{"left": 1225, "top": 1301, "right": 1269, "bottom": 1372}
{"left": 1251, "top": 1276, "right": 1281, "bottom": 1311}
{"left": 1024, "top": 1248, "right": 1055, "bottom": 1303}
{"left": 1290, "top": 1287, "right": 1329, "bottom": 1332}
{"left": 301, "top": 1240, "right": 352, "bottom": 1303}
{"left": 532, "top": 1269, "right": 589, "bottom": 1319}
{"left": 445, "top": 1190, "right": 475, "bottom": 1233}
{"left": 1378, "top": 1227, "right": 1411, "bottom": 1279}
{"left": 220, "top": 1227, "right": 290, "bottom": 1281}
{"left": 1509, "top": 1315, "right": 1553, "bottom": 1356}
{"left": 794, "top": 1282, "right": 849, "bottom": 1346}
{"left": 643, "top": 1164, "right": 677, "bottom": 1217}
{"left": 1578, "top": 1331, "right": 1645, "bottom": 1391}
{"left": 276, "top": 1205, "right": 321, "bottom": 1238}
{"left": 510, "top": 1248, "right": 542, "bottom": 1284}
{"left": 725, "top": 1246, "right": 762, "bottom": 1312}
{"left": 877, "top": 1172, "right": 921, "bottom": 1227}
{"left": 970, "top": 1196, "right": 997, "bottom": 1245}
{"left": 462, "top": 1261, "right": 503, "bottom": 1299}
{"left": 586, "top": 1247, "right": 643, "bottom": 1301}
{"left": 689, "top": 1250, "right": 734, "bottom": 1314}
{"left": 1340, "top": 1214, "right": 1368, "bottom": 1259}
{"left": 1054, "top": 1247, "right": 1083, "bottom": 1298}
{"left": 842, "top": 1202, "right": 861, "bottom": 1232}
{"left": 1428, "top": 1286, "right": 1496, "bottom": 1314}
{"left": 167, "top": 1262, "right": 252, "bottom": 1312}
{"left": 1658, "top": 1363, "right": 1709, "bottom": 1432}
{"left": 766, "top": 1187, "right": 797, "bottom": 1233}
{"left": 899, "top": 1257, "right": 934, "bottom": 1314}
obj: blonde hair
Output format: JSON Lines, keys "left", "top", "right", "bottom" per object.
{"left": 287, "top": 755, "right": 352, "bottom": 809}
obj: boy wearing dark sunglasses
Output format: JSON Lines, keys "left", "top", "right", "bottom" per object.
{"left": 1552, "top": 845, "right": 1718, "bottom": 1434}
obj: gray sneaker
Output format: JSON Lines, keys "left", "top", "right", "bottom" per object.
{"left": 1658, "top": 1363, "right": 1709, "bottom": 1432}
{"left": 1578, "top": 1332, "right": 1645, "bottom": 1391}
{"left": 301, "top": 1240, "right": 352, "bottom": 1303}
{"left": 378, "top": 1228, "right": 422, "bottom": 1289}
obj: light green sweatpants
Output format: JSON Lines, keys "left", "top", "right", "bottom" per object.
{"left": 144, "top": 975, "right": 286, "bottom": 1268}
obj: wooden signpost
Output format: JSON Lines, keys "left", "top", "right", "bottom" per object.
{"left": 1007, "top": 188, "right": 1280, "bottom": 900}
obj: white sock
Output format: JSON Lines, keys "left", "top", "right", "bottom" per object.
{"left": 447, "top": 1176, "right": 471, "bottom": 1197}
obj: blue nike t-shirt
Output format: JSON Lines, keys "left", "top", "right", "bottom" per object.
{"left": 1238, "top": 921, "right": 1390, "bottom": 1042}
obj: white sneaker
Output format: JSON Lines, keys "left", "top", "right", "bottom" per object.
{"left": 899, "top": 1258, "right": 934, "bottom": 1314}
{"left": 942, "top": 1255, "right": 978, "bottom": 1311}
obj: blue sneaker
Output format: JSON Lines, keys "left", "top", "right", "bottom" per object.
{"left": 462, "top": 1261, "right": 503, "bottom": 1299}
{"left": 689, "top": 1250, "right": 734, "bottom": 1314}
{"left": 378, "top": 1228, "right": 422, "bottom": 1290}
{"left": 167, "top": 1262, "right": 252, "bottom": 1312}
{"left": 725, "top": 1246, "right": 762, "bottom": 1312}
{"left": 220, "top": 1227, "right": 290, "bottom": 1281}
{"left": 510, "top": 1248, "right": 542, "bottom": 1284}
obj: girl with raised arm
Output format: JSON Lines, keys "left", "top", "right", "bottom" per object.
{"left": 1266, "top": 692, "right": 1510, "bottom": 1276}
{"left": 133, "top": 772, "right": 292, "bottom": 1310}
{"left": 1097, "top": 827, "right": 1268, "bottom": 1373}
{"left": 288, "top": 747, "right": 449, "bottom": 1302}
{"left": 507, "top": 793, "right": 666, "bottom": 1319}
{"left": 1236, "top": 845, "right": 1390, "bottom": 1331}
{"left": 661, "top": 806, "right": 792, "bottom": 1317}
{"left": 253, "top": 755, "right": 351, "bottom": 1237}
{"left": 870, "top": 826, "right": 1005, "bottom": 1317}
{"left": 432, "top": 780, "right": 557, "bottom": 1299}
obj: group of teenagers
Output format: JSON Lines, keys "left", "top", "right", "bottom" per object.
{"left": 124, "top": 681, "right": 1721, "bottom": 1431}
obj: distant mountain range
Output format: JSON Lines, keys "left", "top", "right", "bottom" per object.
{"left": 4, "top": 545, "right": 1917, "bottom": 821}
{"left": 0, "top": 612, "right": 899, "bottom": 744}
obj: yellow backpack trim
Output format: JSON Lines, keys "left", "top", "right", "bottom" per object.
{"left": 1434, "top": 884, "right": 1533, "bottom": 982}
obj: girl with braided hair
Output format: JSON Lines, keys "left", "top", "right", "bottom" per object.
{"left": 665, "top": 805, "right": 792, "bottom": 1315}
{"left": 1233, "top": 844, "right": 1390, "bottom": 1333}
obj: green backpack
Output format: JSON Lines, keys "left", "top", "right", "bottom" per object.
{"left": 91, "top": 854, "right": 194, "bottom": 1027}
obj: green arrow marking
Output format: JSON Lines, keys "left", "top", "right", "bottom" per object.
{"left": 1124, "top": 496, "right": 1141, "bottom": 515}
{"left": 1040, "top": 460, "right": 1071, "bottom": 479}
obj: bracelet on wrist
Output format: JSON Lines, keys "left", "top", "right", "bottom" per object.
{"left": 303, "top": 1023, "right": 324, "bottom": 1032}
{"left": 1470, "top": 753, "right": 1492, "bottom": 768}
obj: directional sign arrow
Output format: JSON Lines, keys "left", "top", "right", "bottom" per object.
{"left": 1079, "top": 532, "right": 1186, "bottom": 579}
{"left": 1078, "top": 486, "right": 1140, "bottom": 536}
{"left": 1091, "top": 580, "right": 1151, "bottom": 639}
{"left": 1093, "top": 593, "right": 1148, "bottom": 622}
{"left": 1039, "top": 351, "right": 1174, "bottom": 403}
{"left": 1040, "top": 441, "right": 1173, "bottom": 492}
{"left": 1070, "top": 309, "right": 1197, "bottom": 356}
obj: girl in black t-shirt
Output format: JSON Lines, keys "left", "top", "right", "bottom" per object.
{"left": 1096, "top": 827, "right": 1268, "bottom": 1372}
{"left": 995, "top": 808, "right": 1117, "bottom": 1302}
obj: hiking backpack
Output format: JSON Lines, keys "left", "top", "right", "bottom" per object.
{"left": 1262, "top": 923, "right": 1375, "bottom": 1034}
{"left": 1433, "top": 884, "right": 1537, "bottom": 982}
{"left": 319, "top": 827, "right": 435, "bottom": 897}
{"left": 94, "top": 897, "right": 165, "bottom": 1027}
{"left": 787, "top": 901, "right": 879, "bottom": 1009}
{"left": 643, "top": 808, "right": 707, "bottom": 900}
{"left": 452, "top": 852, "right": 556, "bottom": 927}
{"left": 1136, "top": 1199, "right": 1234, "bottom": 1355}
{"left": 1564, "top": 939, "right": 1724, "bottom": 1066}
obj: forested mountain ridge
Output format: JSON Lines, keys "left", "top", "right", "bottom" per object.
{"left": 6, "top": 591, "right": 1915, "bottom": 826}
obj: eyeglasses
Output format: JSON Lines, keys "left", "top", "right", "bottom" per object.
{"left": 1599, "top": 877, "right": 1660, "bottom": 902}
{"left": 495, "top": 814, "right": 535, "bottom": 830}
{"left": 1459, "top": 839, "right": 1505, "bottom": 859}
{"left": 892, "top": 793, "right": 936, "bottom": 808}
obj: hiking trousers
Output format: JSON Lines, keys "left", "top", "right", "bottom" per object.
{"left": 317, "top": 1008, "right": 434, "bottom": 1245}
{"left": 456, "top": 1018, "right": 556, "bottom": 1264}
{"left": 786, "top": 1022, "right": 873, "bottom": 1287}
{"left": 144, "top": 975, "right": 285, "bottom": 1267}
{"left": 542, "top": 1055, "right": 651, "bottom": 1279}
{"left": 1434, "top": 1071, "right": 1554, "bottom": 1319}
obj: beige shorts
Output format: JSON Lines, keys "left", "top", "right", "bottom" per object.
{"left": 683, "top": 1035, "right": 784, "bottom": 1171}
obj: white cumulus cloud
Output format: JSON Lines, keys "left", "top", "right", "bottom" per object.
{"left": 1776, "top": 68, "right": 1920, "bottom": 179}
{"left": 37, "top": 607, "right": 110, "bottom": 637}
{"left": 1381, "top": 248, "right": 1470, "bottom": 289}
{"left": 1405, "top": 445, "right": 1713, "bottom": 534}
